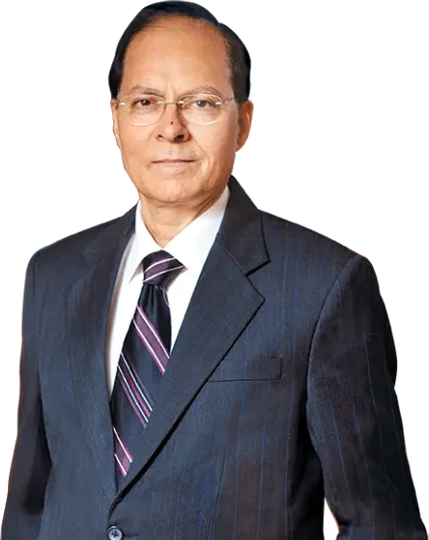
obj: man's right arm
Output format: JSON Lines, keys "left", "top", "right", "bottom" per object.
{"left": 1, "top": 252, "right": 52, "bottom": 540}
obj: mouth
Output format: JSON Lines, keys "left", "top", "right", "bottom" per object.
{"left": 153, "top": 159, "right": 195, "bottom": 164}
{"left": 152, "top": 159, "right": 196, "bottom": 168}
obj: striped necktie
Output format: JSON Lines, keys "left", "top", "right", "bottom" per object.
{"left": 110, "top": 250, "right": 184, "bottom": 486}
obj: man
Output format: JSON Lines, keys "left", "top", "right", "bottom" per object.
{"left": 1, "top": 1, "right": 427, "bottom": 539}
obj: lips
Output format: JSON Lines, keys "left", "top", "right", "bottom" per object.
{"left": 153, "top": 159, "right": 195, "bottom": 163}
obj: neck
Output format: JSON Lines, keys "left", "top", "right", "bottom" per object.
{"left": 138, "top": 190, "right": 223, "bottom": 248}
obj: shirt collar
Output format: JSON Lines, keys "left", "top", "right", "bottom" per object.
{"left": 125, "top": 184, "right": 230, "bottom": 282}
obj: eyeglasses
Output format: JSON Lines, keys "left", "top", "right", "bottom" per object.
{"left": 115, "top": 93, "right": 236, "bottom": 126}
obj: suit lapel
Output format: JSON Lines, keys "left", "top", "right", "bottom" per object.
{"left": 62, "top": 175, "right": 269, "bottom": 504}
{"left": 66, "top": 207, "right": 135, "bottom": 503}
{"left": 118, "top": 244, "right": 265, "bottom": 493}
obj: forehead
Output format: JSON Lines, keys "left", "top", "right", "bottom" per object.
{"left": 121, "top": 16, "right": 231, "bottom": 95}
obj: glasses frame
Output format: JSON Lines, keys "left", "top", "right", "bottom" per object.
{"left": 115, "top": 93, "right": 236, "bottom": 126}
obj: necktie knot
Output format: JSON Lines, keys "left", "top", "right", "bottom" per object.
{"left": 142, "top": 250, "right": 184, "bottom": 288}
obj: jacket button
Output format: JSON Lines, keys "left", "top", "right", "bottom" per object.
{"left": 107, "top": 525, "right": 124, "bottom": 540}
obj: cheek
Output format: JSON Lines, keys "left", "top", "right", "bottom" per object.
{"left": 118, "top": 124, "right": 149, "bottom": 163}
{"left": 197, "top": 125, "right": 238, "bottom": 168}
{"left": 220, "top": 118, "right": 239, "bottom": 152}
{"left": 222, "top": 130, "right": 238, "bottom": 156}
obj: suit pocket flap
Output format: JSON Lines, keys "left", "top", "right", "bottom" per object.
{"left": 208, "top": 357, "right": 282, "bottom": 382}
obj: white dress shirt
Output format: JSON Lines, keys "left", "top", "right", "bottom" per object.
{"left": 105, "top": 185, "right": 230, "bottom": 395}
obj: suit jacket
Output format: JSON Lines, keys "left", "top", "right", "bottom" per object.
{"left": 2, "top": 175, "right": 427, "bottom": 540}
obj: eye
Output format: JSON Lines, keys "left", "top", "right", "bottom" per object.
{"left": 188, "top": 97, "right": 218, "bottom": 109}
{"left": 133, "top": 98, "right": 154, "bottom": 107}
{"left": 138, "top": 99, "right": 150, "bottom": 107}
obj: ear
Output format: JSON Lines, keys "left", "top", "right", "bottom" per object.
{"left": 236, "top": 100, "right": 254, "bottom": 151}
{"left": 110, "top": 98, "right": 122, "bottom": 149}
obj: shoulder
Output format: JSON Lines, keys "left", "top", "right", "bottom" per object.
{"left": 260, "top": 209, "right": 360, "bottom": 266}
{"left": 28, "top": 206, "right": 135, "bottom": 278}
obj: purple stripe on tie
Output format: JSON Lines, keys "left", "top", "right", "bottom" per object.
{"left": 115, "top": 453, "right": 128, "bottom": 477}
{"left": 113, "top": 427, "right": 133, "bottom": 463}
{"left": 144, "top": 262, "right": 184, "bottom": 283}
{"left": 121, "top": 353, "right": 155, "bottom": 408}
{"left": 119, "top": 361, "right": 152, "bottom": 420}
{"left": 119, "top": 378, "right": 148, "bottom": 428}
{"left": 113, "top": 428, "right": 132, "bottom": 477}
{"left": 118, "top": 367, "right": 149, "bottom": 427}
{"left": 120, "top": 354, "right": 153, "bottom": 417}
{"left": 144, "top": 260, "right": 173, "bottom": 282}
{"left": 146, "top": 256, "right": 175, "bottom": 271}
{"left": 113, "top": 426, "right": 133, "bottom": 463}
{"left": 134, "top": 308, "right": 169, "bottom": 369}
{"left": 135, "top": 305, "right": 170, "bottom": 359}
{"left": 144, "top": 265, "right": 184, "bottom": 284}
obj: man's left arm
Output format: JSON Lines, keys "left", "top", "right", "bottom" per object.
{"left": 306, "top": 254, "right": 427, "bottom": 539}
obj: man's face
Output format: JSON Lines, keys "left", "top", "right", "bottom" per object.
{"left": 111, "top": 16, "right": 253, "bottom": 208}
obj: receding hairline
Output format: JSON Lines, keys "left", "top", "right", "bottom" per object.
{"left": 142, "top": 12, "right": 221, "bottom": 32}
{"left": 121, "top": 13, "right": 232, "bottom": 87}
{"left": 112, "top": 12, "right": 241, "bottom": 102}
{"left": 127, "top": 12, "right": 228, "bottom": 49}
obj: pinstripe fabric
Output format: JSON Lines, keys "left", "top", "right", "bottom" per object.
{"left": 1, "top": 176, "right": 426, "bottom": 539}
{"left": 110, "top": 250, "right": 184, "bottom": 486}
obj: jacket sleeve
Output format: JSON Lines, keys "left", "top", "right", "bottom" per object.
{"left": 1, "top": 252, "right": 52, "bottom": 540}
{"left": 306, "top": 254, "right": 427, "bottom": 539}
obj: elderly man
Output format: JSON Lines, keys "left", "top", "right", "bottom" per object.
{"left": 1, "top": 2, "right": 427, "bottom": 539}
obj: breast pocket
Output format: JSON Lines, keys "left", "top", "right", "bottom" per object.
{"left": 208, "top": 356, "right": 282, "bottom": 382}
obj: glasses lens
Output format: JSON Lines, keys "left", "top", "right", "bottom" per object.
{"left": 120, "top": 95, "right": 163, "bottom": 126}
{"left": 119, "top": 93, "right": 225, "bottom": 126}
{"left": 181, "top": 94, "right": 222, "bottom": 125}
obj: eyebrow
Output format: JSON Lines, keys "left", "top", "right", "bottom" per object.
{"left": 125, "top": 84, "right": 227, "bottom": 98}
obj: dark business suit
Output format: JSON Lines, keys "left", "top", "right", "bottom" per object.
{"left": 2, "top": 175, "right": 426, "bottom": 539}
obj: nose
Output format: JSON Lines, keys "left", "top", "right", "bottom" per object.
{"left": 155, "top": 101, "right": 189, "bottom": 142}
{"left": 161, "top": 101, "right": 183, "bottom": 123}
